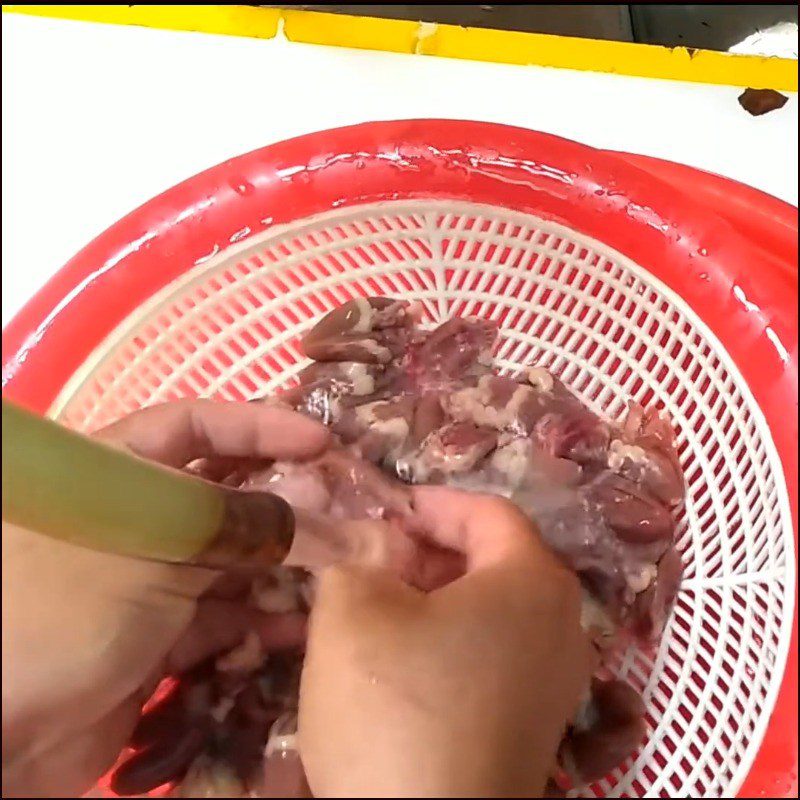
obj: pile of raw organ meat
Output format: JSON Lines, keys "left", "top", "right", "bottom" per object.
{"left": 110, "top": 297, "right": 685, "bottom": 798}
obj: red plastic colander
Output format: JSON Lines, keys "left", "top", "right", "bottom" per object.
{"left": 3, "top": 120, "right": 797, "bottom": 798}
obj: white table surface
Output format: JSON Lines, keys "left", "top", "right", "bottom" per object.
{"left": 3, "top": 13, "right": 797, "bottom": 326}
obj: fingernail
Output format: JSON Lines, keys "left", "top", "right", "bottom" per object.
{"left": 194, "top": 489, "right": 295, "bottom": 569}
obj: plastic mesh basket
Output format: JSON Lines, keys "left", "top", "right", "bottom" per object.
{"left": 3, "top": 121, "right": 796, "bottom": 798}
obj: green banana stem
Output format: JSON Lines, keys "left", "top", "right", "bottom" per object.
{"left": 1, "top": 400, "right": 293, "bottom": 566}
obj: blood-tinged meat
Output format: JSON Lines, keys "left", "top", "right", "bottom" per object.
{"left": 301, "top": 296, "right": 417, "bottom": 364}
{"left": 241, "top": 448, "right": 412, "bottom": 523}
{"left": 282, "top": 297, "right": 684, "bottom": 790}
{"left": 111, "top": 671, "right": 216, "bottom": 796}
{"left": 290, "top": 298, "right": 683, "bottom": 629}
{"left": 241, "top": 448, "right": 461, "bottom": 593}
{"left": 405, "top": 422, "right": 500, "bottom": 483}
{"left": 628, "top": 544, "right": 684, "bottom": 642}
{"left": 115, "top": 297, "right": 684, "bottom": 797}
{"left": 442, "top": 371, "right": 610, "bottom": 463}
{"left": 405, "top": 316, "right": 497, "bottom": 390}
{"left": 113, "top": 649, "right": 307, "bottom": 797}
{"left": 560, "top": 677, "right": 648, "bottom": 783}
{"left": 611, "top": 403, "right": 685, "bottom": 507}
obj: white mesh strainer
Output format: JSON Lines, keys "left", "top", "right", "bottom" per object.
{"left": 3, "top": 122, "right": 796, "bottom": 798}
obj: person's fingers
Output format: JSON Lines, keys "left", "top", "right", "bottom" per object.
{"left": 403, "top": 540, "right": 465, "bottom": 592}
{"left": 410, "top": 486, "right": 545, "bottom": 571}
{"left": 203, "top": 572, "right": 256, "bottom": 601}
{"left": 254, "top": 611, "right": 308, "bottom": 651}
{"left": 96, "top": 400, "right": 330, "bottom": 468}
{"left": 261, "top": 751, "right": 312, "bottom": 798}
{"left": 165, "top": 600, "right": 306, "bottom": 675}
{"left": 311, "top": 564, "right": 423, "bottom": 634}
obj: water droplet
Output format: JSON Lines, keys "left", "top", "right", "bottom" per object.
{"left": 697, "top": 247, "right": 708, "bottom": 257}
{"left": 355, "top": 159, "right": 366, "bottom": 170}
{"left": 753, "top": 634, "right": 763, "bottom": 647}
{"left": 231, "top": 179, "right": 255, "bottom": 196}
{"left": 745, "top": 665, "right": 756, "bottom": 680}
{"left": 733, "top": 284, "right": 760, "bottom": 313}
{"left": 261, "top": 216, "right": 274, "bottom": 227}
{"left": 194, "top": 243, "right": 221, "bottom": 266}
{"left": 229, "top": 226, "right": 251, "bottom": 244}
{"left": 698, "top": 272, "right": 709, "bottom": 281}
{"left": 594, "top": 189, "right": 605, "bottom": 197}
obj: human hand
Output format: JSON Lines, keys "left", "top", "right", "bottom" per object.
{"left": 298, "top": 487, "right": 595, "bottom": 799}
{"left": 1, "top": 400, "right": 330, "bottom": 798}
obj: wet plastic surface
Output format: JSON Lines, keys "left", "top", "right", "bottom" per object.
{"left": 2, "top": 120, "right": 796, "bottom": 797}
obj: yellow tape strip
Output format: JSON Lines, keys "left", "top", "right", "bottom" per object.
{"left": 4, "top": 5, "right": 797, "bottom": 91}
{"left": 3, "top": 5, "right": 281, "bottom": 39}
{"left": 415, "top": 22, "right": 798, "bottom": 91}
{"left": 281, "top": 8, "right": 420, "bottom": 55}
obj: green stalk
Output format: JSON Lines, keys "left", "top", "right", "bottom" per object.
{"left": 2, "top": 400, "right": 224, "bottom": 561}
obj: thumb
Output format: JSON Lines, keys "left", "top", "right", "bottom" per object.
{"left": 410, "top": 486, "right": 549, "bottom": 571}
